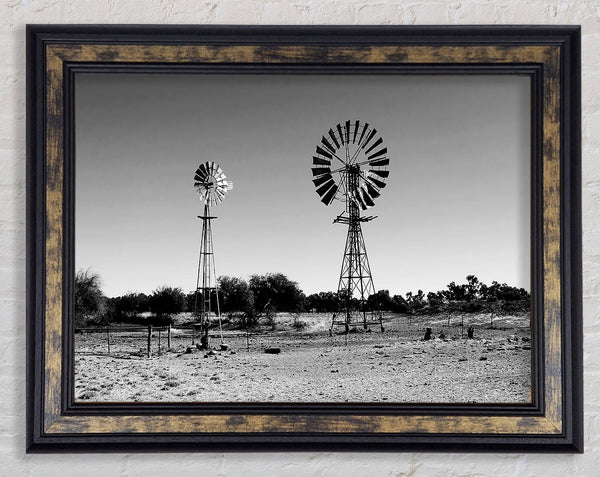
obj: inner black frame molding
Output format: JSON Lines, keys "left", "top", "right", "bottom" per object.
{"left": 26, "top": 24, "right": 582, "bottom": 453}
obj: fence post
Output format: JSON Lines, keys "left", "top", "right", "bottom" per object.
{"left": 147, "top": 325, "right": 152, "bottom": 358}
{"left": 106, "top": 326, "right": 110, "bottom": 355}
{"left": 168, "top": 324, "right": 171, "bottom": 349}
{"left": 158, "top": 329, "right": 161, "bottom": 355}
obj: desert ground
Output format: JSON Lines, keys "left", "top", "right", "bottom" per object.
{"left": 74, "top": 312, "right": 531, "bottom": 403}
{"left": 75, "top": 314, "right": 531, "bottom": 403}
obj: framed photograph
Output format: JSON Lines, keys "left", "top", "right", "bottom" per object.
{"left": 27, "top": 25, "right": 582, "bottom": 452}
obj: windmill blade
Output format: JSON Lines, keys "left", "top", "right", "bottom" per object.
{"left": 312, "top": 167, "right": 331, "bottom": 176}
{"left": 199, "top": 163, "right": 211, "bottom": 179}
{"left": 316, "top": 145, "right": 333, "bottom": 159}
{"left": 207, "top": 161, "right": 215, "bottom": 176}
{"left": 352, "top": 188, "right": 368, "bottom": 210}
{"left": 312, "top": 156, "right": 331, "bottom": 166}
{"left": 368, "top": 158, "right": 389, "bottom": 167}
{"left": 361, "top": 128, "right": 377, "bottom": 150}
{"left": 321, "top": 136, "right": 336, "bottom": 153}
{"left": 358, "top": 122, "right": 369, "bottom": 147}
{"left": 364, "top": 182, "right": 381, "bottom": 198}
{"left": 365, "top": 137, "right": 383, "bottom": 155}
{"left": 320, "top": 184, "right": 338, "bottom": 205}
{"left": 345, "top": 120, "right": 351, "bottom": 144}
{"left": 370, "top": 169, "right": 389, "bottom": 178}
{"left": 360, "top": 186, "right": 375, "bottom": 207}
{"left": 195, "top": 164, "right": 209, "bottom": 181}
{"left": 316, "top": 179, "right": 336, "bottom": 197}
{"left": 313, "top": 173, "right": 333, "bottom": 187}
{"left": 328, "top": 129, "right": 340, "bottom": 149}
{"left": 353, "top": 120, "right": 360, "bottom": 143}
{"left": 366, "top": 175, "right": 386, "bottom": 189}
{"left": 367, "top": 147, "right": 387, "bottom": 160}
{"left": 337, "top": 123, "right": 345, "bottom": 145}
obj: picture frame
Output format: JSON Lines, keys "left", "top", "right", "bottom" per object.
{"left": 26, "top": 25, "right": 582, "bottom": 452}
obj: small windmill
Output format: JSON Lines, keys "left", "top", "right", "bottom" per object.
{"left": 311, "top": 120, "right": 389, "bottom": 334}
{"left": 193, "top": 161, "right": 233, "bottom": 348}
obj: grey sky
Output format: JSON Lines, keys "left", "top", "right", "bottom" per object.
{"left": 75, "top": 74, "right": 530, "bottom": 298}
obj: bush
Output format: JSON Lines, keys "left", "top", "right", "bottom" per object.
{"left": 292, "top": 315, "right": 308, "bottom": 331}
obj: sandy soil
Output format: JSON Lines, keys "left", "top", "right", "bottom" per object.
{"left": 74, "top": 312, "right": 531, "bottom": 403}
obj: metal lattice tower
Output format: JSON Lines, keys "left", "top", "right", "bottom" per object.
{"left": 334, "top": 166, "right": 377, "bottom": 332}
{"left": 193, "top": 162, "right": 233, "bottom": 348}
{"left": 310, "top": 120, "right": 389, "bottom": 335}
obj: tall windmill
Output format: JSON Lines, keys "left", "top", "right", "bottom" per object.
{"left": 311, "top": 120, "right": 389, "bottom": 334}
{"left": 193, "top": 161, "right": 233, "bottom": 348}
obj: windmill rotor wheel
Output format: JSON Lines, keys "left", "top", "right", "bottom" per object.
{"left": 194, "top": 161, "right": 233, "bottom": 206}
{"left": 311, "top": 120, "right": 389, "bottom": 209}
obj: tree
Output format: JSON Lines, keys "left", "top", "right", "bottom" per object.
{"left": 465, "top": 274, "right": 482, "bottom": 302}
{"left": 392, "top": 294, "right": 411, "bottom": 313}
{"left": 249, "top": 273, "right": 305, "bottom": 312}
{"left": 111, "top": 292, "right": 149, "bottom": 322}
{"left": 426, "top": 291, "right": 445, "bottom": 311}
{"left": 74, "top": 269, "right": 106, "bottom": 326}
{"left": 366, "top": 289, "right": 397, "bottom": 312}
{"left": 218, "top": 276, "right": 255, "bottom": 315}
{"left": 443, "top": 281, "right": 467, "bottom": 302}
{"left": 148, "top": 286, "right": 186, "bottom": 323}
{"left": 305, "top": 291, "right": 339, "bottom": 312}
{"left": 405, "top": 289, "right": 426, "bottom": 311}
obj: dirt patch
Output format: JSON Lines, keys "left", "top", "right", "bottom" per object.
{"left": 74, "top": 312, "right": 531, "bottom": 403}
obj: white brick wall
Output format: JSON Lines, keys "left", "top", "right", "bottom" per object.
{"left": 0, "top": 1, "right": 596, "bottom": 475}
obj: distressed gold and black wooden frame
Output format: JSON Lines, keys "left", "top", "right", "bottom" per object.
{"left": 26, "top": 25, "right": 582, "bottom": 452}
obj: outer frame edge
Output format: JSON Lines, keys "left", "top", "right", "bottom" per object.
{"left": 25, "top": 24, "right": 583, "bottom": 453}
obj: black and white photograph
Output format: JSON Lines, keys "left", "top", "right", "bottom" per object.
{"left": 74, "top": 73, "right": 532, "bottom": 404}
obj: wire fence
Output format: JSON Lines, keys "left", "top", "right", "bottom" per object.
{"left": 75, "top": 325, "right": 255, "bottom": 358}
